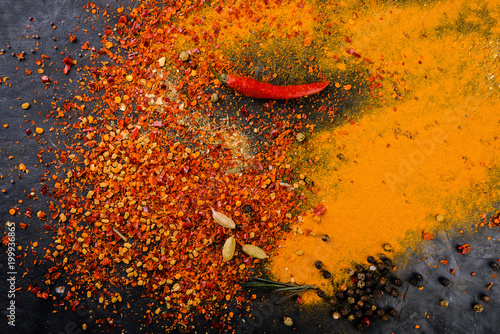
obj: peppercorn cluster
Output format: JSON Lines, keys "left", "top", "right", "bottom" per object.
{"left": 317, "top": 253, "right": 402, "bottom": 332}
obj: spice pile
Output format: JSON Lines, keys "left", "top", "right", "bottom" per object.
{"left": 4, "top": 0, "right": 500, "bottom": 332}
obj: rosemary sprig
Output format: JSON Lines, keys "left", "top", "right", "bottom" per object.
{"left": 240, "top": 277, "right": 318, "bottom": 304}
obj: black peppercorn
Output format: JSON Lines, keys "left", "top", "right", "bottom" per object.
{"left": 355, "top": 288, "right": 365, "bottom": 296}
{"left": 367, "top": 256, "right": 376, "bottom": 264}
{"left": 357, "top": 272, "right": 366, "bottom": 280}
{"left": 346, "top": 288, "right": 354, "bottom": 296}
{"left": 372, "top": 273, "right": 381, "bottom": 281}
{"left": 376, "top": 309, "right": 385, "bottom": 317}
{"left": 322, "top": 270, "right": 332, "bottom": 279}
{"left": 373, "top": 289, "right": 383, "bottom": 298}
{"left": 389, "top": 309, "right": 398, "bottom": 317}
{"left": 340, "top": 307, "right": 350, "bottom": 316}
{"left": 439, "top": 277, "right": 451, "bottom": 286}
{"left": 314, "top": 260, "right": 324, "bottom": 270}
{"left": 356, "top": 323, "right": 366, "bottom": 332}
{"left": 321, "top": 234, "right": 330, "bottom": 242}
{"left": 376, "top": 262, "right": 385, "bottom": 271}
{"left": 328, "top": 298, "right": 338, "bottom": 305}
{"left": 481, "top": 294, "right": 490, "bottom": 303}
{"left": 415, "top": 273, "right": 424, "bottom": 281}
{"left": 409, "top": 278, "right": 418, "bottom": 286}
{"left": 365, "top": 272, "right": 373, "bottom": 279}
{"left": 383, "top": 258, "right": 393, "bottom": 267}
{"left": 316, "top": 289, "right": 326, "bottom": 298}
{"left": 357, "top": 280, "right": 366, "bottom": 288}
{"left": 491, "top": 262, "right": 499, "bottom": 271}
{"left": 354, "top": 310, "right": 363, "bottom": 318}
{"left": 391, "top": 288, "right": 399, "bottom": 297}
{"left": 365, "top": 280, "right": 374, "bottom": 288}
{"left": 383, "top": 286, "right": 392, "bottom": 294}
{"left": 379, "top": 253, "right": 387, "bottom": 260}
{"left": 393, "top": 278, "right": 403, "bottom": 287}
{"left": 363, "top": 287, "right": 372, "bottom": 295}
{"left": 381, "top": 314, "right": 390, "bottom": 321}
{"left": 335, "top": 291, "right": 345, "bottom": 301}
{"left": 365, "top": 309, "right": 374, "bottom": 317}
{"left": 381, "top": 268, "right": 392, "bottom": 278}
{"left": 360, "top": 295, "right": 369, "bottom": 302}
{"left": 352, "top": 304, "right": 360, "bottom": 311}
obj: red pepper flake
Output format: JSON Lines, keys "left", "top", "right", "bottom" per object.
{"left": 492, "top": 274, "right": 498, "bottom": 279}
{"left": 450, "top": 269, "right": 456, "bottom": 274}
{"left": 470, "top": 272, "right": 476, "bottom": 277}
{"left": 422, "top": 230, "right": 434, "bottom": 241}
{"left": 346, "top": 48, "right": 362, "bottom": 58}
{"left": 440, "top": 259, "right": 448, "bottom": 265}
{"left": 41, "top": 75, "right": 50, "bottom": 83}
{"left": 457, "top": 243, "right": 471, "bottom": 255}
{"left": 313, "top": 203, "right": 326, "bottom": 216}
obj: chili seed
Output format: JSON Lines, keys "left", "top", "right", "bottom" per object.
{"left": 283, "top": 317, "right": 293, "bottom": 326}
{"left": 440, "top": 300, "right": 449, "bottom": 308}
{"left": 179, "top": 51, "right": 190, "bottom": 61}
{"left": 473, "top": 304, "right": 484, "bottom": 313}
{"left": 332, "top": 311, "right": 341, "bottom": 320}
{"left": 296, "top": 132, "right": 305, "bottom": 142}
{"left": 210, "top": 93, "right": 219, "bottom": 103}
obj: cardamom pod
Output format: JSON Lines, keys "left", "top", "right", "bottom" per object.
{"left": 242, "top": 244, "right": 269, "bottom": 259}
{"left": 222, "top": 236, "right": 236, "bottom": 260}
{"left": 211, "top": 207, "right": 236, "bottom": 229}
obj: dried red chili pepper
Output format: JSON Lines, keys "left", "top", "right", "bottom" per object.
{"left": 209, "top": 64, "right": 328, "bottom": 99}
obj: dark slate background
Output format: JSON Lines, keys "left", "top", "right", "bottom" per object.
{"left": 1, "top": 1, "right": 499, "bottom": 333}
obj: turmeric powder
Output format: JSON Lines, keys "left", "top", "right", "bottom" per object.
{"left": 269, "top": 0, "right": 500, "bottom": 302}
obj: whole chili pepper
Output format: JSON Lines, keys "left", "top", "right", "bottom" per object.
{"left": 209, "top": 63, "right": 328, "bottom": 99}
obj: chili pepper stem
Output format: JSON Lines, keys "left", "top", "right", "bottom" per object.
{"left": 208, "top": 63, "right": 228, "bottom": 84}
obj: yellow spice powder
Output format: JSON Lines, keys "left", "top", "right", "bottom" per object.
{"left": 270, "top": 0, "right": 500, "bottom": 301}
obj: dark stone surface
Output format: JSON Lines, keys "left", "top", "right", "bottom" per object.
{"left": 0, "top": 1, "right": 499, "bottom": 334}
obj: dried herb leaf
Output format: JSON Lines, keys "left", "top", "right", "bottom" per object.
{"left": 211, "top": 207, "right": 236, "bottom": 229}
{"left": 242, "top": 244, "right": 269, "bottom": 259}
{"left": 222, "top": 235, "right": 236, "bottom": 260}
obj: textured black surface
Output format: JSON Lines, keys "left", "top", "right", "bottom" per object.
{"left": 1, "top": 1, "right": 499, "bottom": 334}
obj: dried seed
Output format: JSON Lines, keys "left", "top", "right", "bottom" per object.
{"left": 283, "top": 317, "right": 293, "bottom": 326}
{"left": 211, "top": 207, "right": 236, "bottom": 229}
{"left": 222, "top": 236, "right": 236, "bottom": 261}
{"left": 241, "top": 244, "right": 269, "bottom": 259}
